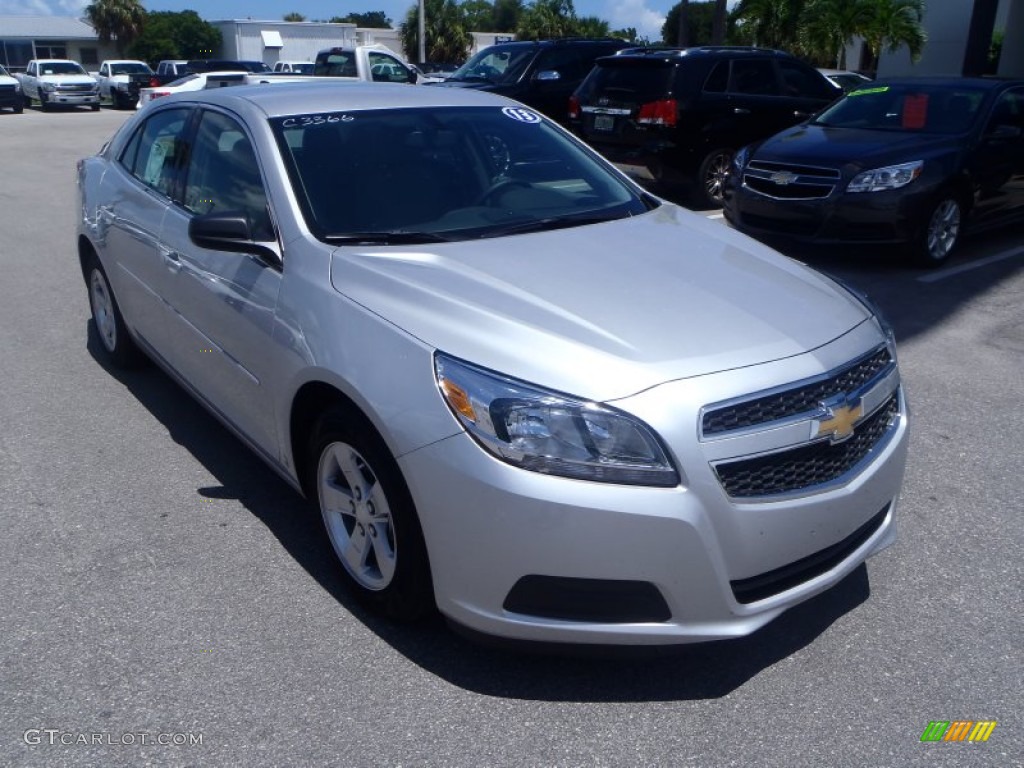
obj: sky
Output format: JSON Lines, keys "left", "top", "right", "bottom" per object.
{"left": 0, "top": 0, "right": 740, "bottom": 46}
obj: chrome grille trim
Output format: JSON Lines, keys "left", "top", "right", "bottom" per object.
{"left": 701, "top": 346, "right": 894, "bottom": 439}
{"left": 713, "top": 393, "right": 900, "bottom": 499}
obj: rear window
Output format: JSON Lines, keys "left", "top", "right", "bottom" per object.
{"left": 578, "top": 60, "right": 675, "bottom": 104}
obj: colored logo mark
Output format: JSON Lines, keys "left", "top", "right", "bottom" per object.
{"left": 920, "top": 720, "right": 997, "bottom": 742}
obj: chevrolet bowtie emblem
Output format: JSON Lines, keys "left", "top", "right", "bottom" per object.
{"left": 770, "top": 171, "right": 798, "bottom": 185}
{"left": 815, "top": 398, "right": 863, "bottom": 443}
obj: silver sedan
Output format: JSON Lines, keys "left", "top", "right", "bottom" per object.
{"left": 76, "top": 82, "right": 908, "bottom": 645}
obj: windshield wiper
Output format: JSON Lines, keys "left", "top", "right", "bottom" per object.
{"left": 451, "top": 74, "right": 496, "bottom": 84}
{"left": 322, "top": 231, "right": 454, "bottom": 245}
{"left": 474, "top": 214, "right": 628, "bottom": 239}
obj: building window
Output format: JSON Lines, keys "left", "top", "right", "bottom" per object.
{"left": 35, "top": 42, "right": 69, "bottom": 59}
{"left": 80, "top": 47, "right": 99, "bottom": 65}
{"left": 0, "top": 40, "right": 34, "bottom": 69}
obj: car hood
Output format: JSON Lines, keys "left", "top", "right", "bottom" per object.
{"left": 328, "top": 205, "right": 871, "bottom": 401}
{"left": 754, "top": 123, "right": 961, "bottom": 170}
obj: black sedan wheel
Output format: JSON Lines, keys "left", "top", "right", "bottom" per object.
{"left": 916, "top": 196, "right": 962, "bottom": 267}
{"left": 697, "top": 148, "right": 734, "bottom": 209}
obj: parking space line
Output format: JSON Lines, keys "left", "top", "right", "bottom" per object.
{"left": 917, "top": 246, "right": 1024, "bottom": 283}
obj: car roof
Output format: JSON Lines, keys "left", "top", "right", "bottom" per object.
{"left": 152, "top": 80, "right": 530, "bottom": 116}
{"left": 607, "top": 46, "right": 795, "bottom": 62}
{"left": 854, "top": 76, "right": 1023, "bottom": 90}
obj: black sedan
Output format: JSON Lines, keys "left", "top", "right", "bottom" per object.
{"left": 724, "top": 78, "right": 1024, "bottom": 265}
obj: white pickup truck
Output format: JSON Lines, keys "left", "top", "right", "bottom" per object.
{"left": 16, "top": 59, "right": 100, "bottom": 111}
{"left": 313, "top": 44, "right": 441, "bottom": 83}
{"left": 95, "top": 59, "right": 153, "bottom": 109}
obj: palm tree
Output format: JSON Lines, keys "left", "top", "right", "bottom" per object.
{"left": 516, "top": 0, "right": 579, "bottom": 40}
{"left": 711, "top": 0, "right": 728, "bottom": 44}
{"left": 859, "top": 0, "right": 926, "bottom": 75}
{"left": 734, "top": 0, "right": 803, "bottom": 50}
{"left": 84, "top": 0, "right": 146, "bottom": 57}
{"left": 800, "top": 0, "right": 869, "bottom": 68}
{"left": 401, "top": 0, "right": 472, "bottom": 63}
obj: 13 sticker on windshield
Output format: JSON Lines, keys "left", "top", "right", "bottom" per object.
{"left": 502, "top": 107, "right": 542, "bottom": 124}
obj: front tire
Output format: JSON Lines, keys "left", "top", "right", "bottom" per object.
{"left": 310, "top": 408, "right": 433, "bottom": 621}
{"left": 38, "top": 91, "right": 49, "bottom": 111}
{"left": 915, "top": 196, "right": 962, "bottom": 267}
{"left": 87, "top": 257, "right": 143, "bottom": 368}
{"left": 696, "top": 148, "right": 734, "bottom": 209}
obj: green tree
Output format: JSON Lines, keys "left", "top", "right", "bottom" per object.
{"left": 126, "top": 10, "right": 222, "bottom": 65}
{"left": 283, "top": 12, "right": 306, "bottom": 21}
{"left": 577, "top": 16, "right": 610, "bottom": 37}
{"left": 859, "top": 0, "right": 925, "bottom": 74}
{"left": 84, "top": 0, "right": 147, "bottom": 57}
{"left": 733, "top": 0, "right": 804, "bottom": 50}
{"left": 663, "top": 1, "right": 716, "bottom": 46}
{"left": 516, "top": 0, "right": 578, "bottom": 39}
{"left": 611, "top": 27, "right": 649, "bottom": 45}
{"left": 401, "top": 0, "right": 472, "bottom": 62}
{"left": 799, "top": 0, "right": 869, "bottom": 68}
{"left": 461, "top": 0, "right": 495, "bottom": 31}
{"left": 492, "top": 0, "right": 524, "bottom": 31}
{"left": 331, "top": 11, "right": 393, "bottom": 27}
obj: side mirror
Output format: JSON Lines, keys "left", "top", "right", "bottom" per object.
{"left": 535, "top": 69, "right": 561, "bottom": 82}
{"left": 188, "top": 212, "right": 281, "bottom": 268}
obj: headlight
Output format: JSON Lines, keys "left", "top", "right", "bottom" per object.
{"left": 435, "top": 354, "right": 679, "bottom": 487}
{"left": 829, "top": 277, "right": 897, "bottom": 359}
{"left": 41, "top": 82, "right": 56, "bottom": 92}
{"left": 847, "top": 161, "right": 923, "bottom": 193}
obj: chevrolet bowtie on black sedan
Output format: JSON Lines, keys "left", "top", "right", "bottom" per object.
{"left": 724, "top": 78, "right": 1024, "bottom": 266}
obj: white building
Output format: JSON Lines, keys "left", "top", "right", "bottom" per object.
{"left": 866, "top": 0, "right": 1023, "bottom": 78}
{"left": 0, "top": 16, "right": 116, "bottom": 70}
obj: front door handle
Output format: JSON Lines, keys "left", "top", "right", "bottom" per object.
{"left": 733, "top": 107, "right": 751, "bottom": 115}
{"left": 160, "top": 247, "right": 181, "bottom": 273}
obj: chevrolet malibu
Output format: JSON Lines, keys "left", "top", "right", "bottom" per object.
{"left": 77, "top": 82, "right": 908, "bottom": 645}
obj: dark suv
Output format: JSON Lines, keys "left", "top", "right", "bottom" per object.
{"left": 433, "top": 38, "right": 630, "bottom": 122}
{"left": 569, "top": 47, "right": 841, "bottom": 207}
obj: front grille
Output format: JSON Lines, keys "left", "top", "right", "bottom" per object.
{"left": 56, "top": 84, "right": 96, "bottom": 93}
{"left": 0, "top": 84, "right": 14, "bottom": 94}
{"left": 740, "top": 212, "right": 819, "bottom": 236}
{"left": 744, "top": 175, "right": 834, "bottom": 200}
{"left": 714, "top": 394, "right": 899, "bottom": 498}
{"left": 747, "top": 161, "right": 840, "bottom": 179}
{"left": 730, "top": 503, "right": 890, "bottom": 604}
{"left": 703, "top": 347, "right": 892, "bottom": 436}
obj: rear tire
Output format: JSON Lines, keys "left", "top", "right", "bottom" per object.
{"left": 309, "top": 407, "right": 433, "bottom": 621}
{"left": 696, "top": 148, "right": 734, "bottom": 209}
{"left": 914, "top": 195, "right": 962, "bottom": 267}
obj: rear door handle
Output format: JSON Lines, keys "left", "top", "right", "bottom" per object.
{"left": 794, "top": 110, "right": 810, "bottom": 118}
{"left": 733, "top": 107, "right": 751, "bottom": 115}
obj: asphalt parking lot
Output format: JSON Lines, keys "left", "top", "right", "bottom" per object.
{"left": 1, "top": 105, "right": 1021, "bottom": 767}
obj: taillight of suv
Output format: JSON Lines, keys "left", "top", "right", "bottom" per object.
{"left": 636, "top": 98, "right": 677, "bottom": 127}
{"left": 568, "top": 95, "right": 580, "bottom": 120}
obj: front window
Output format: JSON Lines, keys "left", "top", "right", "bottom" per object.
{"left": 447, "top": 46, "right": 534, "bottom": 85}
{"left": 38, "top": 61, "right": 87, "bottom": 76}
{"left": 814, "top": 84, "right": 987, "bottom": 134}
{"left": 272, "top": 106, "right": 654, "bottom": 243}
{"left": 119, "top": 108, "right": 191, "bottom": 198}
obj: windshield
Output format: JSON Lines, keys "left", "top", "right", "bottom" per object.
{"left": 447, "top": 46, "right": 534, "bottom": 85}
{"left": 813, "top": 84, "right": 986, "bottom": 133}
{"left": 111, "top": 62, "right": 152, "bottom": 75}
{"left": 272, "top": 106, "right": 654, "bottom": 243}
{"left": 40, "top": 62, "right": 87, "bottom": 76}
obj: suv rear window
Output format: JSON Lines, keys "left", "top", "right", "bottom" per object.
{"left": 578, "top": 60, "right": 675, "bottom": 104}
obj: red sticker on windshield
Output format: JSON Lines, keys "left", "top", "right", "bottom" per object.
{"left": 902, "top": 94, "right": 928, "bottom": 129}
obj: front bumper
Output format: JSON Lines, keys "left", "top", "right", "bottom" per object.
{"left": 725, "top": 180, "right": 934, "bottom": 246}
{"left": 399, "top": 323, "right": 909, "bottom": 645}
{"left": 44, "top": 90, "right": 100, "bottom": 106}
